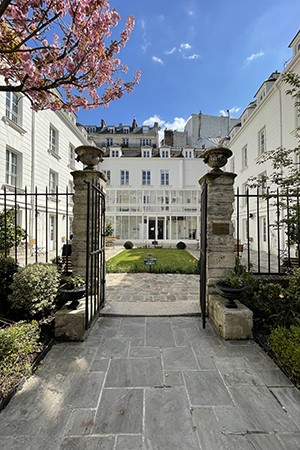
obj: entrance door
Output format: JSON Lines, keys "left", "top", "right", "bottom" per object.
{"left": 157, "top": 218, "right": 164, "bottom": 239}
{"left": 148, "top": 219, "right": 155, "bottom": 240}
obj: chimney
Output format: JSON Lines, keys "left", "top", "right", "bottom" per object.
{"left": 100, "top": 119, "right": 106, "bottom": 129}
{"left": 132, "top": 118, "right": 138, "bottom": 129}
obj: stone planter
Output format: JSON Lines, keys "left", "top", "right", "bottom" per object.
{"left": 215, "top": 281, "right": 247, "bottom": 308}
{"left": 58, "top": 285, "right": 86, "bottom": 309}
{"left": 75, "top": 145, "right": 104, "bottom": 170}
{"left": 202, "top": 147, "right": 232, "bottom": 172}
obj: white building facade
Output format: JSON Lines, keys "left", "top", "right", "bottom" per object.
{"left": 228, "top": 30, "right": 300, "bottom": 256}
{"left": 0, "top": 92, "right": 92, "bottom": 253}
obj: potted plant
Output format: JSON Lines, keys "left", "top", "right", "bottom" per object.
{"left": 58, "top": 275, "right": 86, "bottom": 309}
{"left": 215, "top": 272, "right": 247, "bottom": 308}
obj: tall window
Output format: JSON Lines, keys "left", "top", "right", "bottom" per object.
{"left": 107, "top": 138, "right": 113, "bottom": 146}
{"left": 122, "top": 138, "right": 129, "bottom": 146}
{"left": 242, "top": 145, "right": 248, "bottom": 169}
{"left": 49, "top": 170, "right": 58, "bottom": 194}
{"left": 258, "top": 127, "right": 266, "bottom": 155}
{"left": 142, "top": 170, "right": 151, "bottom": 185}
{"left": 120, "top": 170, "right": 129, "bottom": 185}
{"left": 69, "top": 144, "right": 75, "bottom": 168}
{"left": 49, "top": 125, "right": 59, "bottom": 155}
{"left": 258, "top": 172, "right": 267, "bottom": 195}
{"left": 6, "top": 92, "right": 21, "bottom": 124}
{"left": 143, "top": 150, "right": 151, "bottom": 158}
{"left": 103, "top": 170, "right": 111, "bottom": 185}
{"left": 6, "top": 149, "right": 19, "bottom": 186}
{"left": 160, "top": 170, "right": 170, "bottom": 186}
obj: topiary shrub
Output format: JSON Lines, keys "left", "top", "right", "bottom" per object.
{"left": 268, "top": 325, "right": 300, "bottom": 384}
{"left": 176, "top": 241, "right": 186, "bottom": 250}
{"left": 7, "top": 263, "right": 60, "bottom": 319}
{"left": 124, "top": 241, "right": 133, "bottom": 249}
{"left": 0, "top": 255, "right": 19, "bottom": 316}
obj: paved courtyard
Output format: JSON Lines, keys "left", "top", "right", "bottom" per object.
{"left": 1, "top": 315, "right": 300, "bottom": 449}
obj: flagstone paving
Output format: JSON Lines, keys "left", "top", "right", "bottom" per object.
{"left": 1, "top": 315, "right": 300, "bottom": 450}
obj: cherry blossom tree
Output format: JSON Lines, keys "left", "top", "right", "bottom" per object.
{"left": 0, "top": 0, "right": 140, "bottom": 111}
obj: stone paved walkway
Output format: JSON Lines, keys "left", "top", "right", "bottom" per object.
{"left": 1, "top": 316, "right": 300, "bottom": 449}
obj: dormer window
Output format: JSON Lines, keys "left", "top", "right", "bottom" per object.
{"left": 184, "top": 149, "right": 193, "bottom": 158}
{"left": 160, "top": 149, "right": 170, "bottom": 158}
{"left": 108, "top": 127, "right": 114, "bottom": 134}
{"left": 111, "top": 149, "right": 120, "bottom": 157}
{"left": 123, "top": 127, "right": 129, "bottom": 134}
{"left": 142, "top": 125, "right": 149, "bottom": 133}
{"left": 143, "top": 149, "right": 151, "bottom": 158}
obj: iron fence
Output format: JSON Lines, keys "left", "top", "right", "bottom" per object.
{"left": 0, "top": 186, "right": 74, "bottom": 265}
{"left": 234, "top": 188, "right": 300, "bottom": 274}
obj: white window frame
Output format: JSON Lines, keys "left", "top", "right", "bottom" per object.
{"left": 49, "top": 170, "right": 58, "bottom": 195}
{"left": 49, "top": 124, "right": 59, "bottom": 158}
{"left": 107, "top": 138, "right": 113, "bottom": 146}
{"left": 6, "top": 92, "right": 22, "bottom": 125}
{"left": 120, "top": 170, "right": 129, "bottom": 185}
{"left": 140, "top": 138, "right": 152, "bottom": 147}
{"left": 122, "top": 138, "right": 129, "bottom": 146}
{"left": 161, "top": 150, "right": 170, "bottom": 158}
{"left": 258, "top": 127, "right": 266, "bottom": 156}
{"left": 142, "top": 170, "right": 151, "bottom": 185}
{"left": 69, "top": 144, "right": 76, "bottom": 169}
{"left": 160, "top": 169, "right": 170, "bottom": 186}
{"left": 184, "top": 150, "right": 193, "bottom": 158}
{"left": 6, "top": 148, "right": 21, "bottom": 187}
{"left": 143, "top": 149, "right": 151, "bottom": 158}
{"left": 242, "top": 145, "right": 248, "bottom": 169}
{"left": 111, "top": 149, "right": 119, "bottom": 157}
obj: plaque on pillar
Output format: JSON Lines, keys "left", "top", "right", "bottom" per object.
{"left": 212, "top": 223, "right": 230, "bottom": 235}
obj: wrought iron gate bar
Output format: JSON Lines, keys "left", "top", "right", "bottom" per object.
{"left": 199, "top": 180, "right": 207, "bottom": 329}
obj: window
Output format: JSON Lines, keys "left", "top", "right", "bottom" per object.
{"left": 108, "top": 127, "right": 114, "bottom": 133}
{"left": 120, "top": 170, "right": 129, "bottom": 185}
{"left": 242, "top": 145, "right": 248, "bottom": 169}
{"left": 161, "top": 150, "right": 169, "bottom": 158}
{"left": 69, "top": 144, "right": 76, "bottom": 168}
{"left": 111, "top": 149, "right": 119, "bottom": 157}
{"left": 6, "top": 92, "right": 21, "bottom": 124}
{"left": 123, "top": 128, "right": 129, "bottom": 134}
{"left": 103, "top": 170, "right": 111, "bottom": 185}
{"left": 258, "top": 127, "right": 266, "bottom": 155}
{"left": 140, "top": 138, "right": 152, "bottom": 146}
{"left": 107, "top": 138, "right": 113, "bottom": 146}
{"left": 143, "top": 150, "right": 151, "bottom": 158}
{"left": 122, "top": 138, "right": 129, "bottom": 146}
{"left": 49, "top": 170, "right": 58, "bottom": 194}
{"left": 258, "top": 172, "right": 267, "bottom": 195}
{"left": 142, "top": 170, "right": 151, "bottom": 185}
{"left": 184, "top": 150, "right": 193, "bottom": 158}
{"left": 49, "top": 125, "right": 59, "bottom": 156}
{"left": 160, "top": 170, "right": 169, "bottom": 186}
{"left": 6, "top": 149, "right": 20, "bottom": 187}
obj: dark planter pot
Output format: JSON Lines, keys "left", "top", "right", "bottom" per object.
{"left": 58, "top": 285, "right": 86, "bottom": 309}
{"left": 215, "top": 282, "right": 247, "bottom": 308}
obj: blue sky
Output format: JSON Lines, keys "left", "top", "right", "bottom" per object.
{"left": 76, "top": 0, "right": 300, "bottom": 133}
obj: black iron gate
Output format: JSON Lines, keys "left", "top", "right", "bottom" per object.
{"left": 85, "top": 181, "right": 106, "bottom": 329}
{"left": 199, "top": 180, "right": 207, "bottom": 328}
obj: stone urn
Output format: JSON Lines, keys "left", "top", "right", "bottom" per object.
{"left": 75, "top": 145, "right": 104, "bottom": 170}
{"left": 202, "top": 147, "right": 232, "bottom": 172}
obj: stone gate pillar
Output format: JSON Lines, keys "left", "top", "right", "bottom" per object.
{"left": 71, "top": 169, "right": 106, "bottom": 279}
{"left": 199, "top": 171, "right": 236, "bottom": 295}
{"left": 199, "top": 147, "right": 253, "bottom": 339}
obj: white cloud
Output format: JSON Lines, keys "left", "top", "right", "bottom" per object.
{"left": 157, "top": 14, "right": 165, "bottom": 22}
{"left": 184, "top": 53, "right": 200, "bottom": 60}
{"left": 165, "top": 47, "right": 177, "bottom": 55}
{"left": 220, "top": 107, "right": 241, "bottom": 117}
{"left": 140, "top": 19, "right": 150, "bottom": 53}
{"left": 246, "top": 51, "right": 265, "bottom": 62}
{"left": 180, "top": 43, "right": 192, "bottom": 50}
{"left": 143, "top": 115, "right": 187, "bottom": 143}
{"left": 187, "top": 10, "right": 195, "bottom": 16}
{"left": 152, "top": 56, "right": 164, "bottom": 64}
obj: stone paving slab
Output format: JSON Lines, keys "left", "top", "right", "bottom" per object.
{"left": 1, "top": 316, "right": 300, "bottom": 450}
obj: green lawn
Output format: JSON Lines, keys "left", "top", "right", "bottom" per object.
{"left": 106, "top": 248, "right": 199, "bottom": 274}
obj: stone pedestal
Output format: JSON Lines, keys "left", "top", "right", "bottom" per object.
{"left": 209, "top": 294, "right": 253, "bottom": 340}
{"left": 55, "top": 300, "right": 88, "bottom": 341}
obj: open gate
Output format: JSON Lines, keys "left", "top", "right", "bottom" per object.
{"left": 85, "top": 181, "right": 106, "bottom": 329}
{"left": 199, "top": 180, "right": 207, "bottom": 328}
